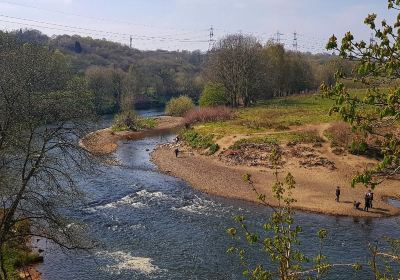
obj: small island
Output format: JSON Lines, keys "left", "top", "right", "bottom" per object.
{"left": 81, "top": 116, "right": 184, "bottom": 156}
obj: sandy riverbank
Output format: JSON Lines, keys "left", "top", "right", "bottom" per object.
{"left": 151, "top": 134, "right": 400, "bottom": 218}
{"left": 83, "top": 116, "right": 400, "bottom": 218}
{"left": 20, "top": 266, "right": 41, "bottom": 280}
{"left": 80, "top": 116, "right": 184, "bottom": 155}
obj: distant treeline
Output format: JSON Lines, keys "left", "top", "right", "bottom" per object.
{"left": 7, "top": 29, "right": 355, "bottom": 112}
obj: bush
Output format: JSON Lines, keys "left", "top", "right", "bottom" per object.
{"left": 165, "top": 96, "right": 195, "bottom": 117}
{"left": 199, "top": 83, "right": 228, "bottom": 107}
{"left": 112, "top": 111, "right": 156, "bottom": 132}
{"left": 184, "top": 106, "right": 233, "bottom": 126}
{"left": 324, "top": 122, "right": 352, "bottom": 148}
{"left": 180, "top": 129, "right": 214, "bottom": 149}
{"left": 208, "top": 143, "right": 220, "bottom": 155}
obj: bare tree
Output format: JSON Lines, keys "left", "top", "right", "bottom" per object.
{"left": 0, "top": 33, "right": 95, "bottom": 279}
{"left": 206, "top": 34, "right": 265, "bottom": 107}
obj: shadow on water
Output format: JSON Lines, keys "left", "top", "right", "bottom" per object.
{"left": 37, "top": 109, "right": 400, "bottom": 280}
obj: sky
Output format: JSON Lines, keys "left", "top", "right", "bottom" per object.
{"left": 0, "top": 0, "right": 396, "bottom": 52}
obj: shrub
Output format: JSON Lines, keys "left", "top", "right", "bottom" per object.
{"left": 184, "top": 106, "right": 233, "bottom": 126}
{"left": 199, "top": 83, "right": 228, "bottom": 107}
{"left": 208, "top": 143, "right": 220, "bottom": 155}
{"left": 324, "top": 122, "right": 352, "bottom": 148}
{"left": 180, "top": 129, "right": 214, "bottom": 149}
{"left": 112, "top": 111, "right": 156, "bottom": 132}
{"left": 165, "top": 96, "right": 195, "bottom": 117}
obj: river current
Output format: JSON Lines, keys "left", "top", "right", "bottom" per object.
{"left": 37, "top": 110, "right": 400, "bottom": 280}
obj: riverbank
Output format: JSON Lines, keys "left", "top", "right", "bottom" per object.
{"left": 81, "top": 116, "right": 183, "bottom": 155}
{"left": 151, "top": 140, "right": 400, "bottom": 218}
{"left": 20, "top": 266, "right": 41, "bottom": 280}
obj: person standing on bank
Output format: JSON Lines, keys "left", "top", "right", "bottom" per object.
{"left": 364, "top": 192, "right": 371, "bottom": 212}
{"left": 368, "top": 190, "right": 374, "bottom": 208}
{"left": 335, "top": 186, "right": 341, "bottom": 202}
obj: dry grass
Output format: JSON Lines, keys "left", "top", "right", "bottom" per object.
{"left": 184, "top": 106, "right": 233, "bottom": 126}
{"left": 324, "top": 122, "right": 353, "bottom": 148}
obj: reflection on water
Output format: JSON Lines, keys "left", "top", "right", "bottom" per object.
{"left": 38, "top": 110, "right": 400, "bottom": 280}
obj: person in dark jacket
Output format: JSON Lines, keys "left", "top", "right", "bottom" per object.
{"left": 368, "top": 190, "right": 374, "bottom": 208}
{"left": 174, "top": 148, "right": 179, "bottom": 158}
{"left": 364, "top": 193, "right": 371, "bottom": 211}
{"left": 335, "top": 186, "right": 341, "bottom": 202}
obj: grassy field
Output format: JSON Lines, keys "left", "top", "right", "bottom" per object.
{"left": 193, "top": 92, "right": 342, "bottom": 138}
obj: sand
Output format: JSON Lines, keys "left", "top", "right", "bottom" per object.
{"left": 151, "top": 123, "right": 400, "bottom": 218}
{"left": 19, "top": 266, "right": 42, "bottom": 280}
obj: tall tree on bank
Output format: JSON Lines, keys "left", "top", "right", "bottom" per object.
{"left": 85, "top": 66, "right": 126, "bottom": 114}
{"left": 0, "top": 34, "right": 95, "bottom": 279}
{"left": 206, "top": 34, "right": 265, "bottom": 107}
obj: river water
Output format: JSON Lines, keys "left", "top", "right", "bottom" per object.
{"left": 38, "top": 110, "right": 400, "bottom": 280}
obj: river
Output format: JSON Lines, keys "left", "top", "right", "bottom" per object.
{"left": 37, "top": 110, "right": 400, "bottom": 280}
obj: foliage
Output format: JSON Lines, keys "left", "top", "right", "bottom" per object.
{"left": 85, "top": 66, "right": 125, "bottom": 114}
{"left": 208, "top": 143, "right": 220, "bottom": 155}
{"left": 179, "top": 129, "right": 216, "bottom": 151}
{"left": 199, "top": 83, "right": 229, "bottom": 107}
{"left": 206, "top": 34, "right": 265, "bottom": 107}
{"left": 262, "top": 43, "right": 315, "bottom": 98}
{"left": 184, "top": 106, "right": 233, "bottom": 126}
{"left": 323, "top": 122, "right": 353, "bottom": 148}
{"left": 0, "top": 32, "right": 94, "bottom": 279}
{"left": 165, "top": 96, "right": 195, "bottom": 117}
{"left": 8, "top": 29, "right": 360, "bottom": 113}
{"left": 112, "top": 111, "right": 156, "bottom": 132}
{"left": 321, "top": 0, "right": 400, "bottom": 188}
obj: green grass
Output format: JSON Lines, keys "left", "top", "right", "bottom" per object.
{"left": 230, "top": 130, "right": 323, "bottom": 149}
{"left": 192, "top": 93, "right": 340, "bottom": 137}
{"left": 112, "top": 113, "right": 157, "bottom": 132}
{"left": 190, "top": 89, "right": 370, "bottom": 143}
{"left": 180, "top": 129, "right": 215, "bottom": 149}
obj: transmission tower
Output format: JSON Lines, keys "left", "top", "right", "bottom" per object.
{"left": 130, "top": 36, "right": 133, "bottom": 48}
{"left": 370, "top": 33, "right": 375, "bottom": 45}
{"left": 293, "top": 32, "right": 298, "bottom": 51}
{"left": 275, "top": 30, "right": 284, "bottom": 44}
{"left": 208, "top": 25, "right": 214, "bottom": 50}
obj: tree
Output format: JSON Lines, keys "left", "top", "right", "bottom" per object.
{"left": 74, "top": 40, "right": 82, "bottom": 53}
{"left": 0, "top": 33, "right": 94, "bottom": 279}
{"left": 85, "top": 66, "right": 126, "bottom": 114}
{"left": 165, "top": 96, "right": 195, "bottom": 117}
{"left": 199, "top": 83, "right": 228, "bottom": 107}
{"left": 322, "top": 0, "right": 400, "bottom": 188}
{"left": 206, "top": 34, "right": 265, "bottom": 107}
{"left": 121, "top": 65, "right": 140, "bottom": 112}
{"left": 321, "top": 2, "right": 400, "bottom": 277}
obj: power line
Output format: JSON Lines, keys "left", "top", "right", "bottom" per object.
{"left": 0, "top": 14, "right": 210, "bottom": 44}
{"left": 0, "top": 19, "right": 211, "bottom": 48}
{"left": 0, "top": 0, "right": 209, "bottom": 34}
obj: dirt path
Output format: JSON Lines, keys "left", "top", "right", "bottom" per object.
{"left": 81, "top": 116, "right": 183, "bottom": 156}
{"left": 152, "top": 123, "right": 400, "bottom": 218}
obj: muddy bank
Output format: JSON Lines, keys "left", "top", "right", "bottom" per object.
{"left": 81, "top": 116, "right": 183, "bottom": 156}
{"left": 151, "top": 143, "right": 400, "bottom": 218}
